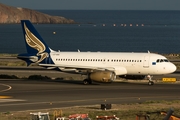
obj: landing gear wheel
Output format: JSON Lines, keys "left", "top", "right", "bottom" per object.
{"left": 83, "top": 79, "right": 92, "bottom": 85}
{"left": 146, "top": 75, "right": 154, "bottom": 86}
{"left": 148, "top": 81, "right": 154, "bottom": 86}
{"left": 83, "top": 79, "right": 88, "bottom": 85}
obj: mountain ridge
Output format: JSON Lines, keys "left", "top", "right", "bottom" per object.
{"left": 0, "top": 3, "right": 75, "bottom": 24}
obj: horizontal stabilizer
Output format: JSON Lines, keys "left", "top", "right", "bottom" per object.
{"left": 17, "top": 56, "right": 37, "bottom": 59}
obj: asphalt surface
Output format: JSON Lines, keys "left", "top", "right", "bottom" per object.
{"left": 0, "top": 78, "right": 180, "bottom": 112}
{"left": 0, "top": 66, "right": 180, "bottom": 112}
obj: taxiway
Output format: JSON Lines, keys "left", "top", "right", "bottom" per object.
{"left": 0, "top": 79, "right": 180, "bottom": 112}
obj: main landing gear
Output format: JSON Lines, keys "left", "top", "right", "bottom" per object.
{"left": 147, "top": 75, "right": 154, "bottom": 85}
{"left": 83, "top": 79, "right": 92, "bottom": 85}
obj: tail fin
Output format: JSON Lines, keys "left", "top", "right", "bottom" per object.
{"left": 18, "top": 20, "right": 51, "bottom": 65}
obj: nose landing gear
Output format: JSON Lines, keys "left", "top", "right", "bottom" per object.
{"left": 147, "top": 75, "right": 154, "bottom": 85}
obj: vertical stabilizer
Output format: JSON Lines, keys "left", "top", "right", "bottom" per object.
{"left": 21, "top": 20, "right": 50, "bottom": 54}
{"left": 18, "top": 20, "right": 52, "bottom": 65}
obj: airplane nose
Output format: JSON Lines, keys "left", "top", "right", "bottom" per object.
{"left": 170, "top": 63, "right": 177, "bottom": 73}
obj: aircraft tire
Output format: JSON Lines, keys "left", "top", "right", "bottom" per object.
{"left": 148, "top": 81, "right": 154, "bottom": 86}
{"left": 83, "top": 79, "right": 92, "bottom": 85}
{"left": 83, "top": 79, "right": 89, "bottom": 85}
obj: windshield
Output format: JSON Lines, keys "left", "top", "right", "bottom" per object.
{"left": 156, "top": 59, "right": 169, "bottom": 63}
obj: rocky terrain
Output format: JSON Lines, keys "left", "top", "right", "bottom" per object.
{"left": 0, "top": 3, "right": 75, "bottom": 24}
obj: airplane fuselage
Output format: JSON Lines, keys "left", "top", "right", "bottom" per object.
{"left": 47, "top": 52, "right": 176, "bottom": 76}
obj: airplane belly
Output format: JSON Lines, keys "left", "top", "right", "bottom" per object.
{"left": 126, "top": 66, "right": 149, "bottom": 75}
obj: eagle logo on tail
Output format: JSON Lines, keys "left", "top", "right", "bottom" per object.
{"left": 24, "top": 23, "right": 48, "bottom": 63}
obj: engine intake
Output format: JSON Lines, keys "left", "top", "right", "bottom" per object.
{"left": 89, "top": 71, "right": 116, "bottom": 83}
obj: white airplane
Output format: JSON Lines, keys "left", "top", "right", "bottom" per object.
{"left": 17, "top": 20, "right": 176, "bottom": 85}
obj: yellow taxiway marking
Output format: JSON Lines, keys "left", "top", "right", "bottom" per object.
{"left": 0, "top": 96, "right": 12, "bottom": 99}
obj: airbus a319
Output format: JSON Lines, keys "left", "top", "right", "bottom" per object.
{"left": 17, "top": 20, "right": 176, "bottom": 85}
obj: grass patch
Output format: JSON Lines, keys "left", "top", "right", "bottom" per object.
{"left": 0, "top": 53, "right": 18, "bottom": 57}
{"left": 0, "top": 74, "right": 18, "bottom": 79}
{"left": 28, "top": 75, "right": 51, "bottom": 80}
{"left": 7, "top": 61, "right": 26, "bottom": 66}
{"left": 0, "top": 60, "right": 26, "bottom": 66}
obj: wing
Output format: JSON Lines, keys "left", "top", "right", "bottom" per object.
{"left": 39, "top": 63, "right": 127, "bottom": 75}
{"left": 39, "top": 63, "right": 114, "bottom": 71}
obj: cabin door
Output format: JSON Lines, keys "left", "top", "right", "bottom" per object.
{"left": 143, "top": 56, "right": 149, "bottom": 68}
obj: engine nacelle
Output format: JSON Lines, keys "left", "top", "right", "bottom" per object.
{"left": 89, "top": 71, "right": 116, "bottom": 83}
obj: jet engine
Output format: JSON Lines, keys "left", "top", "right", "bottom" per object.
{"left": 89, "top": 71, "right": 116, "bottom": 83}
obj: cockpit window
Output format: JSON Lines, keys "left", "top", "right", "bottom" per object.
{"left": 156, "top": 59, "right": 160, "bottom": 62}
{"left": 164, "top": 59, "right": 169, "bottom": 62}
{"left": 160, "top": 59, "right": 164, "bottom": 62}
{"left": 156, "top": 59, "right": 169, "bottom": 63}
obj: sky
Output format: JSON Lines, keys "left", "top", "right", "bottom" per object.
{"left": 1, "top": 0, "right": 180, "bottom": 10}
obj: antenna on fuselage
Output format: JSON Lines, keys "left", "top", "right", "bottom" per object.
{"left": 78, "top": 49, "right": 80, "bottom": 52}
{"left": 148, "top": 50, "right": 150, "bottom": 53}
